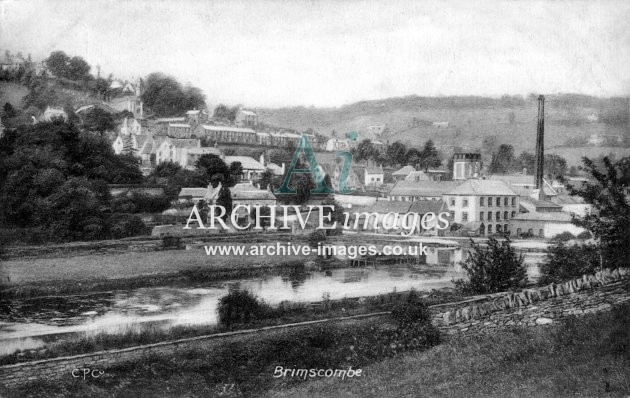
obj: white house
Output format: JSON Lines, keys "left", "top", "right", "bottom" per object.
{"left": 224, "top": 156, "right": 266, "bottom": 181}
{"left": 443, "top": 179, "right": 519, "bottom": 236}
{"left": 155, "top": 138, "right": 204, "bottom": 168}
{"left": 325, "top": 138, "right": 349, "bottom": 152}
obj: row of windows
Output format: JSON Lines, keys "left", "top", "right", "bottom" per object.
{"left": 480, "top": 196, "right": 516, "bottom": 207}
{"left": 460, "top": 210, "right": 516, "bottom": 222}
{"left": 448, "top": 196, "right": 516, "bottom": 207}
{"left": 483, "top": 224, "right": 510, "bottom": 235}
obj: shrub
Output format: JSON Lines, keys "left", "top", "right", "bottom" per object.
{"left": 576, "top": 230, "right": 592, "bottom": 240}
{"left": 217, "top": 290, "right": 270, "bottom": 327}
{"left": 391, "top": 290, "right": 432, "bottom": 328}
{"left": 539, "top": 242, "right": 601, "bottom": 284}
{"left": 551, "top": 231, "right": 575, "bottom": 242}
{"left": 107, "top": 214, "right": 147, "bottom": 238}
{"left": 453, "top": 237, "right": 527, "bottom": 294}
{"left": 309, "top": 230, "right": 327, "bottom": 248}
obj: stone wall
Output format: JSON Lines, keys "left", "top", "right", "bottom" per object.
{"left": 1, "top": 268, "right": 628, "bottom": 389}
{"left": 430, "top": 268, "right": 630, "bottom": 334}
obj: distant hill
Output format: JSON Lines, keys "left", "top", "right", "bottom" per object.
{"left": 257, "top": 94, "right": 630, "bottom": 156}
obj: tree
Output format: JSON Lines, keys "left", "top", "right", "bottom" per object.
{"left": 539, "top": 243, "right": 600, "bottom": 284}
{"left": 213, "top": 104, "right": 239, "bottom": 122}
{"left": 489, "top": 144, "right": 515, "bottom": 174}
{"left": 516, "top": 151, "right": 535, "bottom": 174}
{"left": 386, "top": 141, "right": 406, "bottom": 167}
{"left": 566, "top": 156, "right": 630, "bottom": 269}
{"left": 544, "top": 154, "right": 567, "bottom": 180}
{"left": 83, "top": 108, "right": 115, "bottom": 134}
{"left": 481, "top": 136, "right": 498, "bottom": 155}
{"left": 216, "top": 185, "right": 232, "bottom": 219}
{"left": 259, "top": 168, "right": 274, "bottom": 190}
{"left": 45, "top": 51, "right": 70, "bottom": 78}
{"left": 196, "top": 154, "right": 228, "bottom": 185}
{"left": 141, "top": 73, "right": 205, "bottom": 117}
{"left": 405, "top": 148, "right": 422, "bottom": 167}
{"left": 228, "top": 161, "right": 243, "bottom": 185}
{"left": 67, "top": 56, "right": 91, "bottom": 81}
{"left": 353, "top": 139, "right": 378, "bottom": 163}
{"left": 419, "top": 139, "right": 441, "bottom": 171}
{"left": 453, "top": 237, "right": 527, "bottom": 294}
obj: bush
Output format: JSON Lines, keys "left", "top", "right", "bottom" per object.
{"left": 453, "top": 237, "right": 527, "bottom": 294}
{"left": 217, "top": 290, "right": 270, "bottom": 327}
{"left": 309, "top": 230, "right": 327, "bottom": 248}
{"left": 551, "top": 231, "right": 575, "bottom": 242}
{"left": 576, "top": 231, "right": 592, "bottom": 240}
{"left": 539, "top": 242, "right": 601, "bottom": 284}
{"left": 107, "top": 214, "right": 147, "bottom": 239}
{"left": 391, "top": 290, "right": 432, "bottom": 328}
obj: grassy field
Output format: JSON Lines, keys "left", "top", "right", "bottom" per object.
{"left": 269, "top": 305, "right": 630, "bottom": 398}
{"left": 0, "top": 243, "right": 312, "bottom": 286}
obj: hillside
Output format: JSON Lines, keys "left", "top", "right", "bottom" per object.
{"left": 257, "top": 95, "right": 630, "bottom": 162}
{"left": 0, "top": 82, "right": 29, "bottom": 109}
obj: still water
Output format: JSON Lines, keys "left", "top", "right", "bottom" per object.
{"left": 0, "top": 246, "right": 544, "bottom": 355}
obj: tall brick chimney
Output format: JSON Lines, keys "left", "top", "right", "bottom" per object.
{"left": 534, "top": 95, "right": 545, "bottom": 189}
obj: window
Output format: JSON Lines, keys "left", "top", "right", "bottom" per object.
{"left": 517, "top": 228, "right": 522, "bottom": 236}
{"left": 496, "top": 197, "right": 501, "bottom": 207}
{"left": 450, "top": 197, "right": 455, "bottom": 206}
{"left": 504, "top": 211, "right": 508, "bottom": 220}
{"left": 497, "top": 224, "right": 502, "bottom": 233}
{"left": 480, "top": 197, "right": 485, "bottom": 206}
{"left": 528, "top": 228, "right": 533, "bottom": 235}
{"left": 487, "top": 212, "right": 492, "bottom": 221}
{"left": 462, "top": 212, "right": 468, "bottom": 222}
{"left": 511, "top": 211, "right": 516, "bottom": 218}
{"left": 488, "top": 197, "right": 493, "bottom": 207}
{"left": 496, "top": 211, "right": 501, "bottom": 220}
{"left": 488, "top": 225, "right": 493, "bottom": 234}
{"left": 539, "top": 229, "right": 544, "bottom": 238}
{"left": 463, "top": 199, "right": 469, "bottom": 207}
{"left": 511, "top": 197, "right": 516, "bottom": 206}
{"left": 504, "top": 224, "right": 509, "bottom": 234}
{"left": 479, "top": 212, "right": 484, "bottom": 221}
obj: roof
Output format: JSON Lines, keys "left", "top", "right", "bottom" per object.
{"left": 550, "top": 194, "right": 585, "bottom": 205}
{"left": 368, "top": 201, "right": 412, "bottom": 214}
{"left": 488, "top": 174, "right": 535, "bottom": 186}
{"left": 166, "top": 138, "right": 199, "bottom": 148}
{"left": 155, "top": 117, "right": 186, "bottom": 123}
{"left": 224, "top": 156, "right": 265, "bottom": 170}
{"left": 389, "top": 180, "right": 460, "bottom": 197}
{"left": 169, "top": 123, "right": 191, "bottom": 128}
{"left": 187, "top": 147, "right": 222, "bottom": 156}
{"left": 186, "top": 110, "right": 201, "bottom": 115}
{"left": 404, "top": 171, "right": 431, "bottom": 182}
{"left": 266, "top": 163, "right": 284, "bottom": 175}
{"left": 392, "top": 165, "right": 415, "bottom": 176}
{"left": 445, "top": 180, "right": 516, "bottom": 196}
{"left": 231, "top": 183, "right": 275, "bottom": 200}
{"left": 201, "top": 125, "right": 256, "bottom": 134}
{"left": 461, "top": 221, "right": 483, "bottom": 231}
{"left": 408, "top": 200, "right": 447, "bottom": 215}
{"left": 178, "top": 187, "right": 208, "bottom": 198}
{"left": 239, "top": 110, "right": 257, "bottom": 116}
{"left": 512, "top": 212, "right": 574, "bottom": 222}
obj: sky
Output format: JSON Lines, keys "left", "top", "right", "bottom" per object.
{"left": 1, "top": 0, "right": 629, "bottom": 107}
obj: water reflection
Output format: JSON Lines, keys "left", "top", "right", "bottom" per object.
{"left": 0, "top": 246, "right": 544, "bottom": 354}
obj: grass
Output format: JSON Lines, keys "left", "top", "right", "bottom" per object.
{"left": 3, "top": 303, "right": 629, "bottom": 397}
{"left": 270, "top": 304, "right": 630, "bottom": 398}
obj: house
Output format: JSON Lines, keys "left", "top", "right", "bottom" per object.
{"left": 408, "top": 200, "right": 450, "bottom": 236}
{"left": 404, "top": 170, "right": 431, "bottom": 182}
{"left": 224, "top": 156, "right": 266, "bottom": 181}
{"left": 368, "top": 125, "right": 385, "bottom": 136}
{"left": 109, "top": 96, "right": 144, "bottom": 119}
{"left": 167, "top": 123, "right": 193, "bottom": 138}
{"left": 588, "top": 134, "right": 622, "bottom": 146}
{"left": 323, "top": 162, "right": 364, "bottom": 192}
{"left": 362, "top": 201, "right": 412, "bottom": 233}
{"left": 155, "top": 138, "right": 202, "bottom": 167}
{"left": 388, "top": 180, "right": 459, "bottom": 202}
{"left": 200, "top": 125, "right": 258, "bottom": 145}
{"left": 488, "top": 174, "right": 558, "bottom": 198}
{"left": 266, "top": 162, "right": 285, "bottom": 176}
{"left": 443, "top": 179, "right": 519, "bottom": 236}
{"left": 325, "top": 137, "right": 349, "bottom": 152}
{"left": 392, "top": 165, "right": 415, "bottom": 181}
{"left": 178, "top": 182, "right": 222, "bottom": 204}
{"left": 119, "top": 117, "right": 143, "bottom": 136}
{"left": 550, "top": 194, "right": 592, "bottom": 217}
{"left": 510, "top": 212, "right": 585, "bottom": 239}
{"left": 231, "top": 182, "right": 277, "bottom": 207}
{"left": 354, "top": 165, "right": 384, "bottom": 188}
{"left": 432, "top": 121, "right": 449, "bottom": 128}
{"left": 235, "top": 109, "right": 258, "bottom": 128}
{"left": 41, "top": 106, "right": 68, "bottom": 122}
{"left": 453, "top": 153, "right": 481, "bottom": 180}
